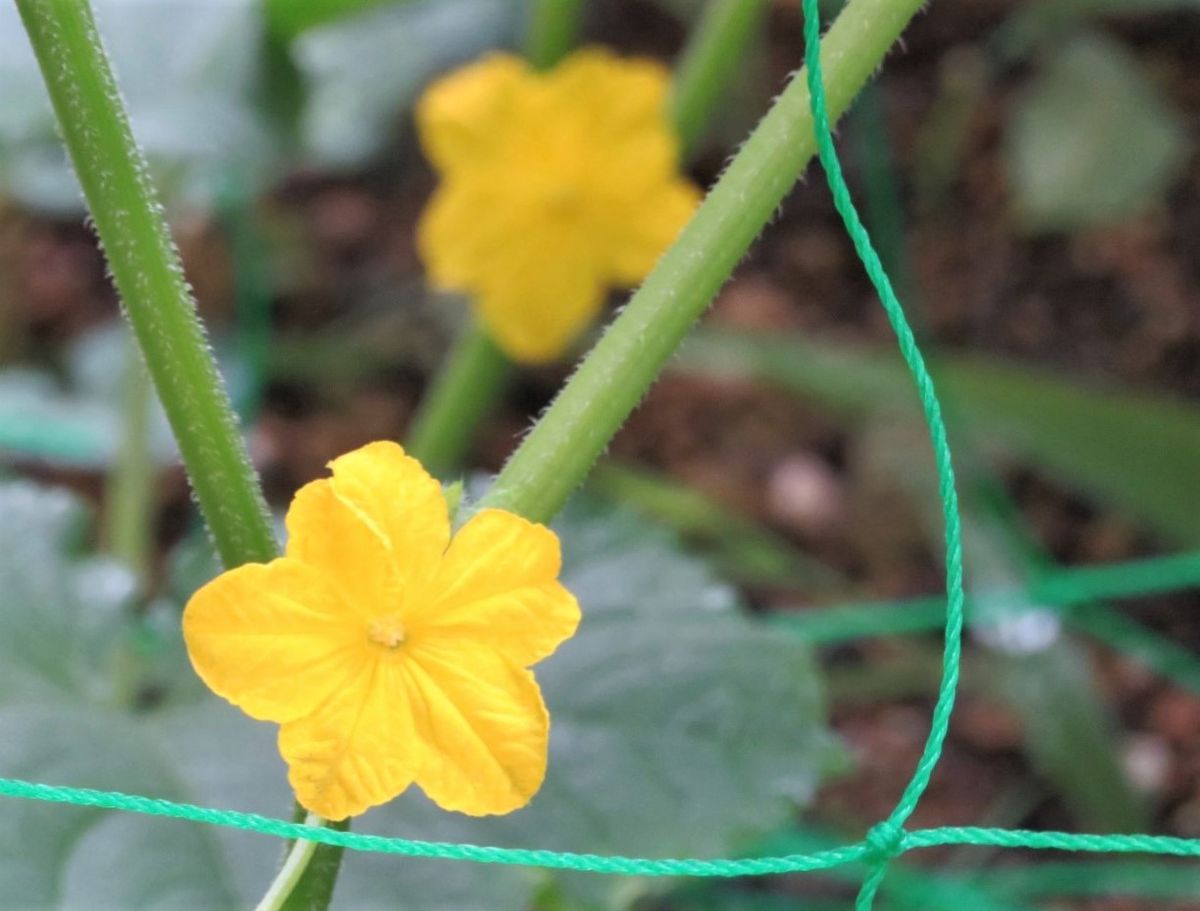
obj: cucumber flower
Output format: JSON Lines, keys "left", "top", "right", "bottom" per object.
{"left": 416, "top": 49, "right": 700, "bottom": 363}
{"left": 183, "top": 442, "right": 580, "bottom": 821}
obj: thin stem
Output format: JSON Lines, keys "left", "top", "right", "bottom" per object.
{"left": 526, "top": 0, "right": 585, "bottom": 70}
{"left": 408, "top": 0, "right": 765, "bottom": 476}
{"left": 670, "top": 0, "right": 770, "bottom": 154}
{"left": 406, "top": 321, "right": 511, "bottom": 476}
{"left": 16, "top": 0, "right": 275, "bottom": 569}
{"left": 480, "top": 0, "right": 927, "bottom": 522}
{"left": 16, "top": 2, "right": 344, "bottom": 906}
{"left": 255, "top": 815, "right": 324, "bottom": 911}
{"left": 104, "top": 343, "right": 154, "bottom": 580}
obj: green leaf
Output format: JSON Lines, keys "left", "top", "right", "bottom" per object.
{"left": 588, "top": 462, "right": 846, "bottom": 591}
{"left": 0, "top": 322, "right": 249, "bottom": 471}
{"left": 0, "top": 704, "right": 240, "bottom": 910}
{"left": 1005, "top": 31, "right": 1186, "bottom": 232}
{"left": 0, "top": 481, "right": 137, "bottom": 704}
{"left": 681, "top": 330, "right": 1200, "bottom": 545}
{"left": 346, "top": 497, "right": 836, "bottom": 908}
{"left": 3, "top": 480, "right": 833, "bottom": 909}
{"left": 265, "top": 0, "right": 408, "bottom": 40}
{"left": 0, "top": 0, "right": 280, "bottom": 212}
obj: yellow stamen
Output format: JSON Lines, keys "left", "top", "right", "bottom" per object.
{"left": 367, "top": 614, "right": 407, "bottom": 649}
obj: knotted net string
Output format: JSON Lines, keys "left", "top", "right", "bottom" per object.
{"left": 2, "top": 0, "right": 1200, "bottom": 905}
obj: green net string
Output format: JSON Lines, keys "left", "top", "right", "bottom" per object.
{"left": 2, "top": 0, "right": 1199, "bottom": 904}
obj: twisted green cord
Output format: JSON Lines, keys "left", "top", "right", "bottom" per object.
{"left": 1, "top": 0, "right": 1198, "bottom": 899}
{"left": 800, "top": 0, "right": 965, "bottom": 904}
{"left": 3, "top": 777, "right": 1200, "bottom": 875}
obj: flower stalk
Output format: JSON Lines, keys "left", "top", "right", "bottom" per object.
{"left": 15, "top": 0, "right": 276, "bottom": 570}
{"left": 14, "top": 0, "right": 334, "bottom": 906}
{"left": 479, "top": 0, "right": 927, "bottom": 522}
{"left": 406, "top": 0, "right": 769, "bottom": 476}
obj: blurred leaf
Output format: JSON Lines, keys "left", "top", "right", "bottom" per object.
{"left": 0, "top": 705, "right": 241, "bottom": 910}
{"left": 0, "top": 481, "right": 138, "bottom": 705}
{"left": 0, "top": 321, "right": 252, "bottom": 470}
{"left": 681, "top": 330, "right": 1200, "bottom": 545}
{"left": 1000, "top": 0, "right": 1200, "bottom": 58}
{"left": 589, "top": 462, "right": 846, "bottom": 591}
{"left": 294, "top": 0, "right": 520, "bottom": 167}
{"left": 352, "top": 497, "right": 836, "bottom": 908}
{"left": 1006, "top": 32, "right": 1186, "bottom": 232}
{"left": 265, "top": 0, "right": 407, "bottom": 40}
{"left": 0, "top": 0, "right": 281, "bottom": 213}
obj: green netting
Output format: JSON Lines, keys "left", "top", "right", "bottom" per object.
{"left": 3, "top": 0, "right": 1199, "bottom": 907}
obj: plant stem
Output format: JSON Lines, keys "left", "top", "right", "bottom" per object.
{"left": 408, "top": 0, "right": 783, "bottom": 476}
{"left": 670, "top": 0, "right": 769, "bottom": 154}
{"left": 526, "top": 0, "right": 585, "bottom": 71}
{"left": 16, "top": 0, "right": 275, "bottom": 569}
{"left": 254, "top": 815, "right": 323, "bottom": 911}
{"left": 406, "top": 321, "right": 511, "bottom": 476}
{"left": 16, "top": 2, "right": 344, "bottom": 906}
{"left": 104, "top": 343, "right": 154, "bottom": 580}
{"left": 480, "top": 0, "right": 927, "bottom": 522}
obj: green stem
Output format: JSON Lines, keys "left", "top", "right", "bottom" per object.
{"left": 16, "top": 0, "right": 275, "bottom": 569}
{"left": 15, "top": 2, "right": 344, "bottom": 906}
{"left": 669, "top": 0, "right": 769, "bottom": 154}
{"left": 406, "top": 321, "right": 511, "bottom": 477}
{"left": 480, "top": 0, "right": 927, "bottom": 522}
{"left": 526, "top": 0, "right": 585, "bottom": 70}
{"left": 408, "top": 0, "right": 764, "bottom": 476}
{"left": 104, "top": 344, "right": 154, "bottom": 580}
{"left": 255, "top": 815, "right": 323, "bottom": 911}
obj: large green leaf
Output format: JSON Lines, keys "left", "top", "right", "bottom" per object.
{"left": 681, "top": 330, "right": 1200, "bottom": 545}
{"left": 0, "top": 322, "right": 250, "bottom": 470}
{"left": 1005, "top": 31, "right": 1186, "bottom": 232}
{"left": 0, "top": 705, "right": 240, "bottom": 910}
{"left": 0, "top": 482, "right": 137, "bottom": 703}
{"left": 2, "top": 482, "right": 834, "bottom": 910}
{"left": 0, "top": 0, "right": 279, "bottom": 213}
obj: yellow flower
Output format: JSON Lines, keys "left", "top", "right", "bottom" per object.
{"left": 416, "top": 48, "right": 700, "bottom": 364}
{"left": 183, "top": 441, "right": 580, "bottom": 821}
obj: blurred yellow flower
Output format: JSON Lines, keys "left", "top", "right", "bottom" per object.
{"left": 183, "top": 441, "right": 580, "bottom": 821}
{"left": 416, "top": 49, "right": 700, "bottom": 363}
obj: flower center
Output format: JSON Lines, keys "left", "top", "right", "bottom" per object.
{"left": 367, "top": 614, "right": 407, "bottom": 649}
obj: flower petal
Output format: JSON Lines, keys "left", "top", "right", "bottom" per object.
{"left": 280, "top": 656, "right": 421, "bottom": 821}
{"left": 183, "top": 558, "right": 363, "bottom": 724}
{"left": 605, "top": 178, "right": 700, "bottom": 285}
{"left": 416, "top": 53, "right": 530, "bottom": 174}
{"left": 548, "top": 49, "right": 672, "bottom": 142}
{"left": 418, "top": 178, "right": 509, "bottom": 290}
{"left": 407, "top": 642, "right": 549, "bottom": 815}
{"left": 326, "top": 441, "right": 450, "bottom": 590}
{"left": 409, "top": 509, "right": 579, "bottom": 666}
{"left": 475, "top": 232, "right": 605, "bottom": 363}
{"left": 286, "top": 479, "right": 397, "bottom": 619}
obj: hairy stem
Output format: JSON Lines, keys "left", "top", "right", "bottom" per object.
{"left": 16, "top": 0, "right": 275, "bottom": 568}
{"left": 480, "top": 0, "right": 926, "bottom": 521}
{"left": 408, "top": 0, "right": 771, "bottom": 474}
{"left": 16, "top": 1, "right": 344, "bottom": 906}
